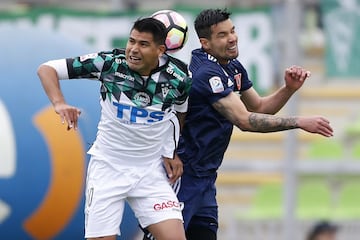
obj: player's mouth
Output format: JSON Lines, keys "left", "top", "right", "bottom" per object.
{"left": 129, "top": 55, "right": 142, "bottom": 64}
{"left": 227, "top": 45, "right": 237, "bottom": 52}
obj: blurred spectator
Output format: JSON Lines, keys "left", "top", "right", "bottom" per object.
{"left": 306, "top": 221, "right": 338, "bottom": 240}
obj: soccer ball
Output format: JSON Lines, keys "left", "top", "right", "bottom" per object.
{"left": 151, "top": 10, "right": 188, "bottom": 53}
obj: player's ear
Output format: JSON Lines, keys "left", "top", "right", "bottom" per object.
{"left": 199, "top": 38, "right": 210, "bottom": 50}
{"left": 158, "top": 44, "right": 166, "bottom": 56}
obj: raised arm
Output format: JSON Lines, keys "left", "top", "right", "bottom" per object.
{"left": 241, "top": 65, "right": 311, "bottom": 114}
{"left": 37, "top": 63, "right": 81, "bottom": 130}
{"left": 213, "top": 91, "right": 333, "bottom": 137}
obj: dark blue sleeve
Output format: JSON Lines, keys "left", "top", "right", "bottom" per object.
{"left": 235, "top": 61, "right": 253, "bottom": 92}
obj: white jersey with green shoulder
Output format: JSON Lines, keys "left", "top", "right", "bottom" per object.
{"left": 44, "top": 48, "right": 192, "bottom": 165}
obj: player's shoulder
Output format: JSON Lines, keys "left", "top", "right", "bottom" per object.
{"left": 112, "top": 48, "right": 126, "bottom": 56}
{"left": 190, "top": 49, "right": 222, "bottom": 74}
{"left": 191, "top": 60, "right": 223, "bottom": 79}
{"left": 165, "top": 54, "right": 188, "bottom": 73}
{"left": 229, "top": 58, "right": 245, "bottom": 69}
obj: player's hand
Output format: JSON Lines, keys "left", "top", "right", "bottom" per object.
{"left": 54, "top": 102, "right": 81, "bottom": 131}
{"left": 297, "top": 116, "right": 333, "bottom": 137}
{"left": 284, "top": 65, "right": 311, "bottom": 92}
{"left": 163, "top": 154, "right": 183, "bottom": 184}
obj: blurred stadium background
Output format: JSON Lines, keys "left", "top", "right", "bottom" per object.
{"left": 1, "top": 0, "right": 360, "bottom": 239}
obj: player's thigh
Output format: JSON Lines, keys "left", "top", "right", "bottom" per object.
{"left": 85, "top": 157, "right": 129, "bottom": 238}
{"left": 147, "top": 218, "right": 186, "bottom": 240}
{"left": 129, "top": 162, "right": 183, "bottom": 225}
{"left": 177, "top": 173, "right": 218, "bottom": 229}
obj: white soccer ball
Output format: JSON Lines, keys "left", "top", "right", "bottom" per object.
{"left": 152, "top": 10, "right": 188, "bottom": 53}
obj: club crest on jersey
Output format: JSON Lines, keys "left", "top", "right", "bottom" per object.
{"left": 133, "top": 92, "right": 151, "bottom": 107}
{"left": 161, "top": 83, "right": 170, "bottom": 98}
{"left": 209, "top": 76, "right": 224, "bottom": 93}
{"left": 234, "top": 73, "right": 242, "bottom": 90}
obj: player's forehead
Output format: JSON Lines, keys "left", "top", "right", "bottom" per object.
{"left": 210, "top": 19, "right": 234, "bottom": 35}
{"left": 129, "top": 29, "right": 155, "bottom": 43}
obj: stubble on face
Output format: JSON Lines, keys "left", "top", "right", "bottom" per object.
{"left": 208, "top": 19, "right": 239, "bottom": 64}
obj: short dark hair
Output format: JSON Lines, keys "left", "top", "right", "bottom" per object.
{"left": 194, "top": 8, "right": 231, "bottom": 39}
{"left": 307, "top": 221, "right": 338, "bottom": 240}
{"left": 131, "top": 17, "right": 167, "bottom": 46}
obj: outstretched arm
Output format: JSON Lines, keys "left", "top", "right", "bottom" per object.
{"left": 37, "top": 64, "right": 81, "bottom": 130}
{"left": 213, "top": 91, "right": 333, "bottom": 137}
{"left": 241, "top": 65, "right": 310, "bottom": 114}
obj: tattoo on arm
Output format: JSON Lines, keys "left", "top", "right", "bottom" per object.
{"left": 213, "top": 99, "right": 298, "bottom": 133}
{"left": 248, "top": 112, "right": 298, "bottom": 132}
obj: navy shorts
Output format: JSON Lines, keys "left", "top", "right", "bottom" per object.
{"left": 177, "top": 173, "right": 218, "bottom": 233}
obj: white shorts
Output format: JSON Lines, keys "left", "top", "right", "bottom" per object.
{"left": 84, "top": 155, "right": 183, "bottom": 238}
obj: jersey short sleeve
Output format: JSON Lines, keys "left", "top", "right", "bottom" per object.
{"left": 230, "top": 60, "right": 253, "bottom": 93}
{"left": 42, "top": 51, "right": 109, "bottom": 81}
{"left": 165, "top": 55, "right": 192, "bottom": 113}
{"left": 65, "top": 52, "right": 110, "bottom": 80}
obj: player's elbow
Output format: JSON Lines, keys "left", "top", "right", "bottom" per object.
{"left": 37, "top": 64, "right": 58, "bottom": 80}
{"left": 237, "top": 125, "right": 252, "bottom": 132}
{"left": 233, "top": 119, "right": 252, "bottom": 132}
{"left": 37, "top": 64, "right": 51, "bottom": 78}
{"left": 37, "top": 64, "right": 44, "bottom": 77}
{"left": 231, "top": 113, "right": 253, "bottom": 132}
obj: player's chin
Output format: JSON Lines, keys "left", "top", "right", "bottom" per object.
{"left": 225, "top": 51, "right": 238, "bottom": 60}
{"left": 127, "top": 62, "right": 141, "bottom": 72}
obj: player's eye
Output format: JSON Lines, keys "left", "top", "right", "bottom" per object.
{"left": 140, "top": 42, "right": 150, "bottom": 47}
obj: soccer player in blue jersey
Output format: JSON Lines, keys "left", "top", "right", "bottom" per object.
{"left": 174, "top": 8, "right": 333, "bottom": 240}
{"left": 37, "top": 17, "right": 191, "bottom": 240}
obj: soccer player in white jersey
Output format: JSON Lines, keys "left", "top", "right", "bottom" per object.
{"left": 37, "top": 17, "right": 192, "bottom": 240}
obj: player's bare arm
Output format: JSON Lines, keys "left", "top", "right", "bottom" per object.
{"left": 163, "top": 111, "right": 187, "bottom": 183}
{"left": 241, "top": 66, "right": 311, "bottom": 114}
{"left": 37, "top": 64, "right": 81, "bottom": 130}
{"left": 176, "top": 111, "right": 187, "bottom": 132}
{"left": 213, "top": 91, "right": 333, "bottom": 137}
{"left": 248, "top": 113, "right": 298, "bottom": 132}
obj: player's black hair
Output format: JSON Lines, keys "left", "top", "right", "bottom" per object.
{"left": 194, "top": 8, "right": 231, "bottom": 39}
{"left": 306, "top": 221, "right": 338, "bottom": 240}
{"left": 131, "top": 17, "right": 167, "bottom": 46}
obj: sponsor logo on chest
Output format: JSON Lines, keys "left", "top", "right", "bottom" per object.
{"left": 114, "top": 71, "right": 135, "bottom": 81}
{"left": 113, "top": 101, "right": 164, "bottom": 124}
{"left": 166, "top": 65, "right": 185, "bottom": 81}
